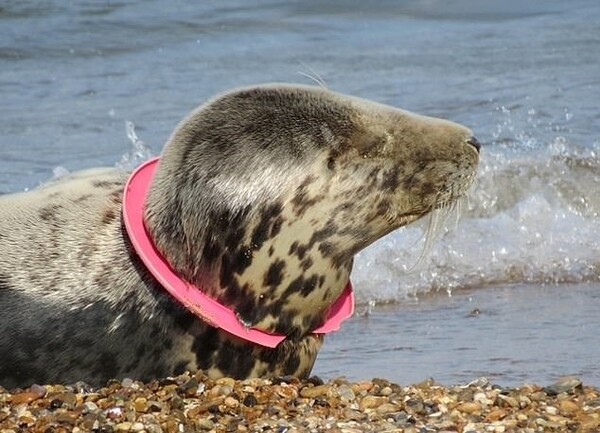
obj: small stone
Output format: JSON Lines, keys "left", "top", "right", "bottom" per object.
{"left": 83, "top": 401, "right": 99, "bottom": 413}
{"left": 196, "top": 418, "right": 215, "bottom": 430}
{"left": 11, "top": 392, "right": 41, "bottom": 405}
{"left": 307, "top": 376, "right": 324, "bottom": 386}
{"left": 134, "top": 397, "right": 148, "bottom": 413}
{"left": 486, "top": 409, "right": 507, "bottom": 421}
{"left": 147, "top": 401, "right": 163, "bottom": 412}
{"left": 224, "top": 396, "right": 239, "bottom": 408}
{"left": 544, "top": 378, "right": 582, "bottom": 396}
{"left": 115, "top": 422, "right": 133, "bottom": 431}
{"left": 131, "top": 422, "right": 145, "bottom": 432}
{"left": 146, "top": 424, "right": 164, "bottom": 433}
{"left": 243, "top": 394, "right": 258, "bottom": 407}
{"left": 338, "top": 384, "right": 356, "bottom": 403}
{"left": 216, "top": 377, "right": 235, "bottom": 387}
{"left": 456, "top": 402, "right": 481, "bottom": 414}
{"left": 377, "top": 402, "right": 400, "bottom": 414}
{"left": 178, "top": 377, "right": 199, "bottom": 397}
{"left": 380, "top": 386, "right": 393, "bottom": 396}
{"left": 559, "top": 399, "right": 578, "bottom": 414}
{"left": 105, "top": 406, "right": 125, "bottom": 419}
{"left": 545, "top": 405, "right": 558, "bottom": 415}
{"left": 300, "top": 384, "right": 330, "bottom": 399}
{"left": 49, "top": 398, "right": 63, "bottom": 409}
{"left": 359, "top": 395, "right": 387, "bottom": 411}
{"left": 56, "top": 392, "right": 78, "bottom": 409}
{"left": 121, "top": 378, "right": 134, "bottom": 388}
{"left": 30, "top": 384, "right": 47, "bottom": 397}
{"left": 170, "top": 394, "right": 184, "bottom": 410}
{"left": 497, "top": 394, "right": 518, "bottom": 408}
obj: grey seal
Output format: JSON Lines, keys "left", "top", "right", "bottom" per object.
{"left": 0, "top": 84, "right": 480, "bottom": 389}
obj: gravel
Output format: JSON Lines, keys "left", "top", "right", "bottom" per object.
{"left": 1, "top": 373, "right": 599, "bottom": 432}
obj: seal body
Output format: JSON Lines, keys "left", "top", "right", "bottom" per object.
{"left": 0, "top": 84, "right": 479, "bottom": 389}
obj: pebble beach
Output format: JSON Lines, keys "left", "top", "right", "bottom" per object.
{"left": 1, "top": 373, "right": 599, "bottom": 433}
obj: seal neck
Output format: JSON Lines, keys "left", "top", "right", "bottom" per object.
{"left": 122, "top": 157, "right": 355, "bottom": 348}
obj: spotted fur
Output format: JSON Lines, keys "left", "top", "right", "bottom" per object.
{"left": 0, "top": 84, "right": 479, "bottom": 389}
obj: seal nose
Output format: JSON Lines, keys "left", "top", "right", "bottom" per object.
{"left": 467, "top": 136, "right": 481, "bottom": 153}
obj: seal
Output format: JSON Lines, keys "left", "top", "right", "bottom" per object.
{"left": 0, "top": 84, "right": 480, "bottom": 389}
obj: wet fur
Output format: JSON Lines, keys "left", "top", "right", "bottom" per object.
{"left": 0, "top": 84, "right": 479, "bottom": 389}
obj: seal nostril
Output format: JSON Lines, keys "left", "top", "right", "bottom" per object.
{"left": 467, "top": 137, "right": 481, "bottom": 152}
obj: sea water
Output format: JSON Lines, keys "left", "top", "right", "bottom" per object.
{"left": 1, "top": 0, "right": 599, "bottom": 386}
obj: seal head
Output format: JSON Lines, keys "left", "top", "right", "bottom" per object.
{"left": 145, "top": 84, "right": 479, "bottom": 340}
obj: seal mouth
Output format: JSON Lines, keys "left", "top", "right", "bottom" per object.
{"left": 467, "top": 136, "right": 482, "bottom": 153}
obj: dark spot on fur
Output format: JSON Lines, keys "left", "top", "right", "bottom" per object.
{"left": 216, "top": 341, "right": 255, "bottom": 378}
{"left": 92, "top": 180, "right": 121, "bottom": 189}
{"left": 0, "top": 274, "right": 11, "bottom": 291}
{"left": 109, "top": 189, "right": 122, "bottom": 204}
{"left": 264, "top": 259, "right": 286, "bottom": 289}
{"left": 202, "top": 235, "right": 222, "bottom": 265}
{"left": 327, "top": 157, "right": 335, "bottom": 170}
{"left": 300, "top": 274, "right": 319, "bottom": 297}
{"left": 382, "top": 166, "right": 401, "bottom": 192}
{"left": 271, "top": 310, "right": 301, "bottom": 338}
{"left": 291, "top": 176, "right": 323, "bottom": 217}
{"left": 289, "top": 241, "right": 299, "bottom": 255}
{"left": 74, "top": 194, "right": 93, "bottom": 203}
{"left": 403, "top": 174, "right": 419, "bottom": 191}
{"left": 101, "top": 208, "right": 117, "bottom": 225}
{"left": 284, "top": 352, "right": 301, "bottom": 374}
{"left": 251, "top": 203, "right": 283, "bottom": 251}
{"left": 283, "top": 274, "right": 319, "bottom": 299}
{"left": 219, "top": 256, "right": 237, "bottom": 295}
{"left": 300, "top": 257, "right": 313, "bottom": 272}
{"left": 39, "top": 204, "right": 62, "bottom": 222}
{"left": 421, "top": 181, "right": 437, "bottom": 196}
{"left": 192, "top": 327, "right": 220, "bottom": 370}
{"left": 318, "top": 242, "right": 334, "bottom": 257}
{"left": 285, "top": 276, "right": 305, "bottom": 297}
{"left": 171, "top": 308, "right": 196, "bottom": 331}
{"left": 268, "top": 245, "right": 275, "bottom": 257}
{"left": 308, "top": 221, "right": 337, "bottom": 248}
{"left": 376, "top": 199, "right": 391, "bottom": 216}
{"left": 219, "top": 248, "right": 254, "bottom": 295}
{"left": 233, "top": 246, "right": 254, "bottom": 273}
{"left": 270, "top": 216, "right": 284, "bottom": 237}
{"left": 296, "top": 244, "right": 309, "bottom": 260}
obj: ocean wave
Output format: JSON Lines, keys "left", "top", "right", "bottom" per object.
{"left": 353, "top": 135, "right": 600, "bottom": 304}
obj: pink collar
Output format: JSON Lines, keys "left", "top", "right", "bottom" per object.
{"left": 122, "top": 157, "right": 355, "bottom": 348}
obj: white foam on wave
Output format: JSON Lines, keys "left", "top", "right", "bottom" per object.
{"left": 353, "top": 135, "right": 600, "bottom": 305}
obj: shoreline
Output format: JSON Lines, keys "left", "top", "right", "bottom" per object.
{"left": 1, "top": 373, "right": 598, "bottom": 432}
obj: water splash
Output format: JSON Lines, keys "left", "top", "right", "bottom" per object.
{"left": 116, "top": 121, "right": 153, "bottom": 171}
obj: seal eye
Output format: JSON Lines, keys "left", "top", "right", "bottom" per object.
{"left": 327, "top": 157, "right": 335, "bottom": 170}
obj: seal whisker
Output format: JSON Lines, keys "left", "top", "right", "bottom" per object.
{"left": 297, "top": 65, "right": 328, "bottom": 89}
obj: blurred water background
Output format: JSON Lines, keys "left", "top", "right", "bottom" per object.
{"left": 1, "top": 0, "right": 599, "bottom": 386}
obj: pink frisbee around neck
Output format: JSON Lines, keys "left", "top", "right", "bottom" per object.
{"left": 122, "top": 157, "right": 355, "bottom": 348}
